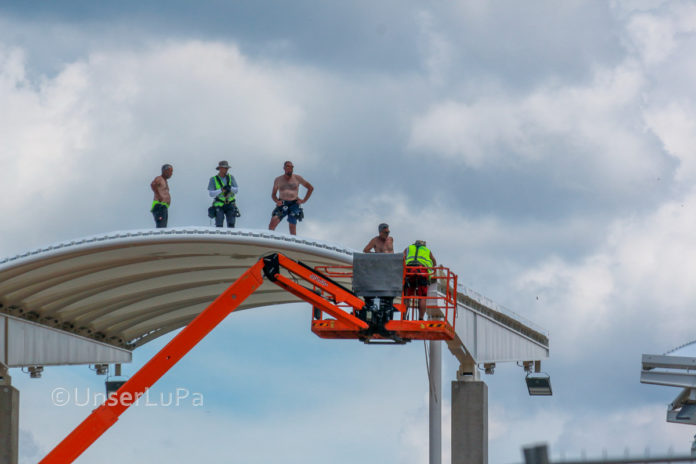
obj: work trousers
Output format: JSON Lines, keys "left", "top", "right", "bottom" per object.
{"left": 152, "top": 204, "right": 168, "bottom": 228}
{"left": 215, "top": 204, "right": 236, "bottom": 228}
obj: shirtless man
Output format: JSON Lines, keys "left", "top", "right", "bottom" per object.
{"left": 362, "top": 223, "right": 395, "bottom": 313}
{"left": 150, "top": 164, "right": 173, "bottom": 228}
{"left": 268, "top": 161, "right": 314, "bottom": 235}
{"left": 363, "top": 223, "right": 394, "bottom": 253}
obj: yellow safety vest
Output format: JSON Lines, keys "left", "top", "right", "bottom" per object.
{"left": 405, "top": 244, "right": 433, "bottom": 268}
{"left": 213, "top": 175, "right": 236, "bottom": 206}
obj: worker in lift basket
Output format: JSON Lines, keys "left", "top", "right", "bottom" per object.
{"left": 403, "top": 240, "right": 437, "bottom": 320}
{"left": 363, "top": 223, "right": 394, "bottom": 253}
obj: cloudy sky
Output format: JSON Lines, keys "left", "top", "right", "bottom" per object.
{"left": 3, "top": 0, "right": 696, "bottom": 462}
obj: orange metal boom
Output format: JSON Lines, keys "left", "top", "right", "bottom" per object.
{"left": 40, "top": 259, "right": 267, "bottom": 464}
{"left": 40, "top": 252, "right": 456, "bottom": 463}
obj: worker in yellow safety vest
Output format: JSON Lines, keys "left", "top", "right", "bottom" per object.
{"left": 207, "top": 160, "right": 240, "bottom": 227}
{"left": 403, "top": 240, "right": 437, "bottom": 320}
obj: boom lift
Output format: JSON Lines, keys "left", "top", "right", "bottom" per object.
{"left": 40, "top": 252, "right": 458, "bottom": 463}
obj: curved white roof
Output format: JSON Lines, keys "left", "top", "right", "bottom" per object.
{"left": 0, "top": 228, "right": 354, "bottom": 349}
{"left": 665, "top": 340, "right": 696, "bottom": 357}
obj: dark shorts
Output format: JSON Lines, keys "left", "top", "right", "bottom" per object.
{"left": 272, "top": 200, "right": 303, "bottom": 225}
{"left": 404, "top": 264, "right": 430, "bottom": 296}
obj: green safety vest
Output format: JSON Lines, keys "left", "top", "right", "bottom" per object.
{"left": 213, "top": 175, "right": 236, "bottom": 207}
{"left": 405, "top": 244, "right": 433, "bottom": 268}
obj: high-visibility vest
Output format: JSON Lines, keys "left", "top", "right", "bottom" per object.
{"left": 405, "top": 244, "right": 433, "bottom": 268}
{"left": 213, "top": 175, "right": 236, "bottom": 206}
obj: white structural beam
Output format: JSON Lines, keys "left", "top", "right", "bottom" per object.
{"left": 643, "top": 354, "right": 696, "bottom": 370}
{"left": 432, "top": 287, "right": 549, "bottom": 369}
{"left": 641, "top": 371, "right": 696, "bottom": 389}
{"left": 0, "top": 314, "right": 131, "bottom": 367}
{"left": 640, "top": 352, "right": 696, "bottom": 427}
{"left": 451, "top": 289, "right": 549, "bottom": 364}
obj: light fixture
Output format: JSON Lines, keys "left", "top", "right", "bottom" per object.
{"left": 92, "top": 364, "right": 108, "bottom": 375}
{"left": 105, "top": 379, "right": 127, "bottom": 397}
{"left": 526, "top": 373, "right": 552, "bottom": 396}
{"left": 105, "top": 364, "right": 127, "bottom": 396}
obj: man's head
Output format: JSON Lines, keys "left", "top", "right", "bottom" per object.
{"left": 283, "top": 161, "right": 294, "bottom": 176}
{"left": 217, "top": 160, "right": 230, "bottom": 175}
{"left": 161, "top": 164, "right": 173, "bottom": 179}
{"left": 378, "top": 223, "right": 390, "bottom": 237}
{"left": 414, "top": 240, "right": 426, "bottom": 247}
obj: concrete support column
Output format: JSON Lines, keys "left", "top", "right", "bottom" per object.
{"left": 451, "top": 380, "right": 488, "bottom": 464}
{"left": 0, "top": 373, "right": 19, "bottom": 464}
{"left": 429, "top": 340, "right": 441, "bottom": 464}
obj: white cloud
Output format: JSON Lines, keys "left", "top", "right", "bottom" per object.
{"left": 0, "top": 40, "right": 310, "bottom": 254}
{"left": 489, "top": 402, "right": 692, "bottom": 462}
{"left": 644, "top": 102, "right": 696, "bottom": 182}
{"left": 415, "top": 10, "right": 454, "bottom": 86}
{"left": 516, "top": 186, "right": 696, "bottom": 357}
{"left": 489, "top": 404, "right": 569, "bottom": 463}
{"left": 622, "top": 2, "right": 696, "bottom": 66}
{"left": 553, "top": 404, "right": 692, "bottom": 460}
{"left": 407, "top": 62, "right": 659, "bottom": 193}
{"left": 625, "top": 13, "right": 678, "bottom": 65}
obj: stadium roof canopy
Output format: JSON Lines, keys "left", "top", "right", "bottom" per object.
{"left": 0, "top": 227, "right": 548, "bottom": 371}
{"left": 0, "top": 228, "right": 354, "bottom": 351}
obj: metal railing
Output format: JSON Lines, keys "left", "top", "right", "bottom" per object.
{"left": 313, "top": 264, "right": 458, "bottom": 327}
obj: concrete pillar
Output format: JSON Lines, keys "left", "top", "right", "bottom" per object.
{"left": 451, "top": 380, "right": 488, "bottom": 464}
{"left": 0, "top": 381, "right": 19, "bottom": 464}
{"left": 429, "top": 340, "right": 441, "bottom": 464}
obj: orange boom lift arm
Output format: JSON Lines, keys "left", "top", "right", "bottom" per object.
{"left": 40, "top": 253, "right": 457, "bottom": 463}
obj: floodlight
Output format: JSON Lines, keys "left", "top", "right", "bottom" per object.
{"left": 93, "top": 364, "right": 108, "bottom": 375}
{"left": 526, "top": 373, "right": 552, "bottom": 396}
{"left": 523, "top": 443, "right": 550, "bottom": 464}
{"left": 26, "top": 366, "right": 43, "bottom": 379}
{"left": 105, "top": 379, "right": 127, "bottom": 397}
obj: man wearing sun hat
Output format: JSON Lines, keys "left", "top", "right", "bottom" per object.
{"left": 207, "top": 160, "right": 239, "bottom": 228}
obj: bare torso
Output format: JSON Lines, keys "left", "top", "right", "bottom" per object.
{"left": 151, "top": 176, "right": 171, "bottom": 205}
{"left": 274, "top": 174, "right": 306, "bottom": 201}
{"left": 364, "top": 236, "right": 394, "bottom": 253}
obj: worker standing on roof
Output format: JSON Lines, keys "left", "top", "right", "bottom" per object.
{"left": 363, "top": 223, "right": 394, "bottom": 253}
{"left": 403, "top": 240, "right": 437, "bottom": 320}
{"left": 208, "top": 160, "right": 239, "bottom": 228}
{"left": 268, "top": 160, "right": 313, "bottom": 236}
{"left": 150, "top": 164, "right": 173, "bottom": 228}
